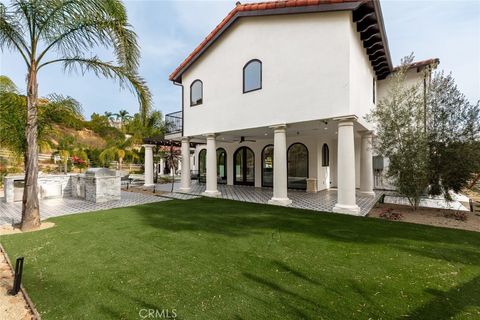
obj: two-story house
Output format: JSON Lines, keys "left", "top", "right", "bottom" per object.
{"left": 151, "top": 0, "right": 437, "bottom": 215}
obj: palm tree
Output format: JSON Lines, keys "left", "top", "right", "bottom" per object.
{"left": 0, "top": 0, "right": 152, "bottom": 231}
{"left": 114, "top": 109, "right": 132, "bottom": 132}
{"left": 99, "top": 145, "right": 139, "bottom": 170}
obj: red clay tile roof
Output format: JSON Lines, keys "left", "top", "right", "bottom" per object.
{"left": 393, "top": 58, "right": 440, "bottom": 72}
{"left": 169, "top": 0, "right": 365, "bottom": 81}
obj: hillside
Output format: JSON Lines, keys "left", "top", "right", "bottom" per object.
{"left": 48, "top": 125, "right": 107, "bottom": 149}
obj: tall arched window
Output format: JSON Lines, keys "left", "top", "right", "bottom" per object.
{"left": 190, "top": 80, "right": 203, "bottom": 106}
{"left": 217, "top": 148, "right": 227, "bottom": 184}
{"left": 234, "top": 147, "right": 255, "bottom": 186}
{"left": 198, "top": 149, "right": 206, "bottom": 183}
{"left": 322, "top": 143, "right": 329, "bottom": 167}
{"left": 262, "top": 145, "right": 274, "bottom": 187}
{"left": 243, "top": 59, "right": 262, "bottom": 93}
{"left": 287, "top": 143, "right": 308, "bottom": 190}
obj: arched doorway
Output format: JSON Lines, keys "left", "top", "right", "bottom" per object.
{"left": 217, "top": 148, "right": 227, "bottom": 184}
{"left": 198, "top": 149, "right": 206, "bottom": 183}
{"left": 287, "top": 143, "right": 308, "bottom": 190}
{"left": 262, "top": 145, "right": 274, "bottom": 187}
{"left": 234, "top": 147, "right": 255, "bottom": 186}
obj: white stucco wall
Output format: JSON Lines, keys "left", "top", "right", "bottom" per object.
{"left": 377, "top": 68, "right": 425, "bottom": 102}
{"left": 348, "top": 16, "right": 376, "bottom": 125}
{"left": 181, "top": 12, "right": 355, "bottom": 137}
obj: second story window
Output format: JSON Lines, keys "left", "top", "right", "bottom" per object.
{"left": 243, "top": 59, "right": 262, "bottom": 93}
{"left": 190, "top": 80, "right": 203, "bottom": 106}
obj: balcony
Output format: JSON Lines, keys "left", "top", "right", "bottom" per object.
{"left": 165, "top": 111, "right": 182, "bottom": 136}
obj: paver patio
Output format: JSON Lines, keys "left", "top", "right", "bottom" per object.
{"left": 153, "top": 181, "right": 382, "bottom": 215}
{"left": 0, "top": 191, "right": 169, "bottom": 226}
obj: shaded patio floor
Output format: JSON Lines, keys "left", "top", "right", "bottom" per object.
{"left": 154, "top": 181, "right": 382, "bottom": 216}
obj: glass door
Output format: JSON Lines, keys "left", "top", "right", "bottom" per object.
{"left": 234, "top": 147, "right": 255, "bottom": 186}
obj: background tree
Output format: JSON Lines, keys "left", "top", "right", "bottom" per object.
{"left": 99, "top": 138, "right": 138, "bottom": 169}
{"left": 125, "top": 110, "right": 165, "bottom": 145}
{"left": 0, "top": 75, "right": 82, "bottom": 156}
{"left": 55, "top": 136, "right": 75, "bottom": 173}
{"left": 367, "top": 55, "right": 429, "bottom": 209}
{"left": 0, "top": 0, "right": 151, "bottom": 230}
{"left": 114, "top": 109, "right": 132, "bottom": 132}
{"left": 426, "top": 72, "right": 480, "bottom": 199}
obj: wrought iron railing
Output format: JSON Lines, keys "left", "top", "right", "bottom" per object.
{"left": 165, "top": 111, "right": 182, "bottom": 135}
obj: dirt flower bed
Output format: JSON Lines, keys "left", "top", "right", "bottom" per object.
{"left": 369, "top": 203, "right": 480, "bottom": 232}
{"left": 0, "top": 248, "right": 34, "bottom": 320}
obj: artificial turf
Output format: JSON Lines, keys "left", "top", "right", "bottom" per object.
{"left": 1, "top": 197, "right": 479, "bottom": 319}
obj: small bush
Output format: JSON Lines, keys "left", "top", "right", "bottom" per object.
{"left": 379, "top": 208, "right": 403, "bottom": 221}
{"left": 443, "top": 211, "right": 468, "bottom": 221}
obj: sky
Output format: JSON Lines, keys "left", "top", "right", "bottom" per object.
{"left": 1, "top": 0, "right": 479, "bottom": 119}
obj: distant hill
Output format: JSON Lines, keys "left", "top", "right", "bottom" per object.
{"left": 48, "top": 125, "right": 107, "bottom": 149}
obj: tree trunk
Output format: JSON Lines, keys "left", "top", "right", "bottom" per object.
{"left": 64, "top": 159, "right": 68, "bottom": 174}
{"left": 21, "top": 66, "right": 41, "bottom": 231}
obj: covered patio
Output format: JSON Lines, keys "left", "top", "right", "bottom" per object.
{"left": 147, "top": 116, "right": 379, "bottom": 216}
{"left": 153, "top": 182, "right": 382, "bottom": 216}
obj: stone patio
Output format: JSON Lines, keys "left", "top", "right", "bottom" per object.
{"left": 0, "top": 191, "right": 169, "bottom": 226}
{"left": 153, "top": 182, "right": 382, "bottom": 216}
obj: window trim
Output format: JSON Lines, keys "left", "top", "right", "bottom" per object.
{"left": 373, "top": 77, "right": 376, "bottom": 104}
{"left": 190, "top": 79, "right": 203, "bottom": 106}
{"left": 243, "top": 59, "right": 262, "bottom": 94}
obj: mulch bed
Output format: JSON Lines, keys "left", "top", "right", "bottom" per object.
{"left": 369, "top": 203, "right": 480, "bottom": 232}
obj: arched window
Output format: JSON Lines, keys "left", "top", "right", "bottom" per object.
{"left": 190, "top": 80, "right": 203, "bottom": 106}
{"left": 322, "top": 143, "right": 329, "bottom": 167}
{"left": 243, "top": 59, "right": 262, "bottom": 93}
{"left": 217, "top": 148, "right": 227, "bottom": 184}
{"left": 234, "top": 147, "right": 255, "bottom": 186}
{"left": 287, "top": 143, "right": 308, "bottom": 190}
{"left": 198, "top": 149, "right": 206, "bottom": 183}
{"left": 262, "top": 145, "right": 274, "bottom": 187}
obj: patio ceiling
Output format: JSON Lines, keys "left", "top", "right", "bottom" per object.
{"left": 188, "top": 117, "right": 370, "bottom": 143}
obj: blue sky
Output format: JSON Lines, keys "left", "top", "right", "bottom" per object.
{"left": 1, "top": 0, "right": 479, "bottom": 119}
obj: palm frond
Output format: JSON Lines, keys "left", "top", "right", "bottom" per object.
{"left": 0, "top": 2, "right": 30, "bottom": 65}
{"left": 36, "top": 0, "right": 139, "bottom": 70}
{"left": 39, "top": 56, "right": 151, "bottom": 120}
{"left": 0, "top": 75, "right": 19, "bottom": 93}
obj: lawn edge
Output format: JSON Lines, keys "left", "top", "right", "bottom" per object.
{"left": 0, "top": 243, "right": 42, "bottom": 320}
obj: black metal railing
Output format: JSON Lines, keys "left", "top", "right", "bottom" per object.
{"left": 165, "top": 111, "right": 182, "bottom": 135}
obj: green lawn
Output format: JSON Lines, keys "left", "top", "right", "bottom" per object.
{"left": 2, "top": 198, "right": 480, "bottom": 319}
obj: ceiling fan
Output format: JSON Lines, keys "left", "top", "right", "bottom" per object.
{"left": 234, "top": 136, "right": 256, "bottom": 143}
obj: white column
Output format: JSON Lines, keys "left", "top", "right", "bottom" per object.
{"left": 202, "top": 133, "right": 221, "bottom": 197}
{"left": 143, "top": 144, "right": 155, "bottom": 187}
{"left": 179, "top": 137, "right": 192, "bottom": 192}
{"left": 159, "top": 158, "right": 165, "bottom": 175}
{"left": 333, "top": 119, "right": 360, "bottom": 215}
{"left": 360, "top": 131, "right": 375, "bottom": 196}
{"left": 268, "top": 124, "right": 292, "bottom": 206}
